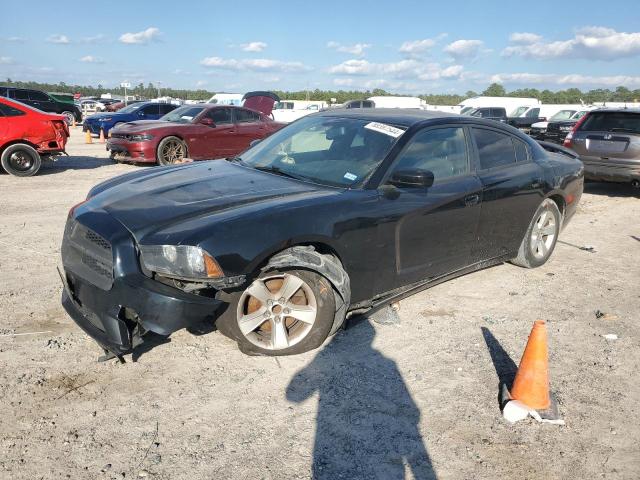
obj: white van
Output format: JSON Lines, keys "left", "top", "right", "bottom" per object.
{"left": 272, "top": 100, "right": 327, "bottom": 123}
{"left": 367, "top": 96, "right": 424, "bottom": 109}
{"left": 458, "top": 96, "right": 540, "bottom": 116}
{"left": 207, "top": 93, "right": 244, "bottom": 106}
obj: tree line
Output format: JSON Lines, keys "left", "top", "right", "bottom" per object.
{"left": 3, "top": 79, "right": 639, "bottom": 105}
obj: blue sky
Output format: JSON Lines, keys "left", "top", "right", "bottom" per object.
{"left": 2, "top": 0, "right": 640, "bottom": 94}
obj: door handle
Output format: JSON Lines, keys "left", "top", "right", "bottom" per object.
{"left": 464, "top": 194, "right": 480, "bottom": 206}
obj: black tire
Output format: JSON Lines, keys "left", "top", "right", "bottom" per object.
{"left": 156, "top": 136, "right": 187, "bottom": 166}
{"left": 1, "top": 144, "right": 42, "bottom": 177}
{"left": 216, "top": 268, "right": 336, "bottom": 356}
{"left": 511, "top": 198, "right": 561, "bottom": 268}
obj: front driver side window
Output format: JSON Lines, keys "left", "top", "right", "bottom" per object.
{"left": 390, "top": 127, "right": 469, "bottom": 182}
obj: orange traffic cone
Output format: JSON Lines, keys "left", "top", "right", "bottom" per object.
{"left": 510, "top": 320, "right": 551, "bottom": 410}
{"left": 72, "top": 118, "right": 77, "bottom": 128}
{"left": 99, "top": 128, "right": 105, "bottom": 143}
{"left": 85, "top": 129, "right": 92, "bottom": 144}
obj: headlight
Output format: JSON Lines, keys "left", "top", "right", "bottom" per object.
{"left": 129, "top": 133, "right": 154, "bottom": 141}
{"left": 100, "top": 117, "right": 112, "bottom": 122}
{"left": 139, "top": 245, "right": 223, "bottom": 280}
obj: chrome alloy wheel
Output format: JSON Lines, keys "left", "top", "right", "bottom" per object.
{"left": 236, "top": 273, "right": 318, "bottom": 350}
{"left": 530, "top": 208, "right": 557, "bottom": 259}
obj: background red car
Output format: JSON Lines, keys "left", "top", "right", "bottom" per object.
{"left": 0, "top": 97, "right": 69, "bottom": 177}
{"left": 107, "top": 93, "right": 285, "bottom": 165}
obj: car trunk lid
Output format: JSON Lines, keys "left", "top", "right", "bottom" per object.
{"left": 242, "top": 91, "right": 280, "bottom": 116}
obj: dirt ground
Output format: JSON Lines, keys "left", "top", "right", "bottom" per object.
{"left": 1, "top": 129, "right": 639, "bottom": 480}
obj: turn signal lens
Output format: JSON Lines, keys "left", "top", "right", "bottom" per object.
{"left": 204, "top": 252, "right": 224, "bottom": 278}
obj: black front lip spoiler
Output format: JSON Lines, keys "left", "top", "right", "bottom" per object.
{"left": 59, "top": 267, "right": 223, "bottom": 356}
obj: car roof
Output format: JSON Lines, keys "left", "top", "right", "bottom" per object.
{"left": 589, "top": 107, "right": 640, "bottom": 113}
{"left": 315, "top": 108, "right": 458, "bottom": 127}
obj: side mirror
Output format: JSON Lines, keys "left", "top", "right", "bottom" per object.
{"left": 389, "top": 169, "right": 434, "bottom": 188}
{"left": 200, "top": 117, "right": 216, "bottom": 127}
{"left": 249, "top": 139, "right": 261, "bottom": 148}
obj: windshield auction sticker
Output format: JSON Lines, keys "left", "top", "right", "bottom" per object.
{"left": 364, "top": 122, "right": 404, "bottom": 138}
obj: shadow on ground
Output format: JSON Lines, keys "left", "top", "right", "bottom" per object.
{"left": 481, "top": 327, "right": 517, "bottom": 410}
{"left": 39, "top": 156, "right": 115, "bottom": 174}
{"left": 286, "top": 319, "right": 437, "bottom": 479}
{"left": 584, "top": 181, "right": 639, "bottom": 198}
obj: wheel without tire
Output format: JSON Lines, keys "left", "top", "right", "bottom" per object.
{"left": 157, "top": 136, "right": 187, "bottom": 165}
{"left": 511, "top": 199, "right": 561, "bottom": 268}
{"left": 216, "top": 269, "right": 336, "bottom": 356}
{"left": 61, "top": 111, "right": 75, "bottom": 125}
{"left": 1, "top": 144, "right": 42, "bottom": 177}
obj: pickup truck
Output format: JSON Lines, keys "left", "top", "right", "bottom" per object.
{"left": 464, "top": 107, "right": 507, "bottom": 123}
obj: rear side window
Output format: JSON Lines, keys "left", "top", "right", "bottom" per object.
{"left": 491, "top": 108, "right": 505, "bottom": 117}
{"left": 472, "top": 128, "right": 517, "bottom": 170}
{"left": 0, "top": 103, "right": 26, "bottom": 116}
{"left": 29, "top": 91, "right": 49, "bottom": 101}
{"left": 235, "top": 109, "right": 260, "bottom": 123}
{"left": 159, "top": 104, "right": 176, "bottom": 114}
{"left": 206, "top": 108, "right": 232, "bottom": 124}
{"left": 580, "top": 112, "right": 640, "bottom": 134}
{"left": 13, "top": 89, "right": 30, "bottom": 100}
{"left": 513, "top": 138, "right": 529, "bottom": 162}
{"left": 0, "top": 87, "right": 8, "bottom": 97}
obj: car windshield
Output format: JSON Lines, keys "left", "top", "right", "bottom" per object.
{"left": 571, "top": 110, "right": 588, "bottom": 120}
{"left": 118, "top": 103, "right": 143, "bottom": 114}
{"left": 161, "top": 106, "right": 206, "bottom": 123}
{"left": 550, "top": 110, "right": 576, "bottom": 120}
{"left": 237, "top": 116, "right": 405, "bottom": 188}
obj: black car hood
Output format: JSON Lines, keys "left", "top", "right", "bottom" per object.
{"left": 85, "top": 161, "right": 334, "bottom": 242}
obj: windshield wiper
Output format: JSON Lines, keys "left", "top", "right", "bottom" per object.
{"left": 253, "top": 165, "right": 306, "bottom": 180}
{"left": 226, "top": 156, "right": 247, "bottom": 165}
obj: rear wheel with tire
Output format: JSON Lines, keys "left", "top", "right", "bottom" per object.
{"left": 157, "top": 136, "right": 187, "bottom": 165}
{"left": 1, "top": 144, "right": 42, "bottom": 177}
{"left": 511, "top": 199, "right": 561, "bottom": 268}
{"left": 216, "top": 269, "right": 336, "bottom": 356}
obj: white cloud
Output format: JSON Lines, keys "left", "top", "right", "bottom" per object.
{"left": 491, "top": 72, "right": 640, "bottom": 87}
{"left": 83, "top": 34, "right": 106, "bottom": 44}
{"left": 444, "top": 39, "right": 484, "bottom": 59}
{"left": 200, "top": 56, "right": 308, "bottom": 72}
{"left": 119, "top": 27, "right": 160, "bottom": 45}
{"left": 399, "top": 39, "right": 435, "bottom": 55}
{"left": 502, "top": 26, "right": 640, "bottom": 60}
{"left": 6, "top": 36, "right": 24, "bottom": 43}
{"left": 509, "top": 32, "right": 542, "bottom": 44}
{"left": 79, "top": 55, "right": 104, "bottom": 64}
{"left": 333, "top": 78, "right": 355, "bottom": 87}
{"left": 329, "top": 58, "right": 465, "bottom": 82}
{"left": 47, "top": 34, "right": 70, "bottom": 44}
{"left": 195, "top": 80, "right": 208, "bottom": 87}
{"left": 0, "top": 56, "right": 14, "bottom": 64}
{"left": 327, "top": 41, "right": 372, "bottom": 56}
{"left": 240, "top": 41, "right": 267, "bottom": 52}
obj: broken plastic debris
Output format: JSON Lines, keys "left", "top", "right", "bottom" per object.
{"left": 503, "top": 400, "right": 566, "bottom": 425}
{"left": 579, "top": 245, "right": 596, "bottom": 252}
{"left": 595, "top": 310, "right": 617, "bottom": 321}
{"left": 602, "top": 334, "right": 618, "bottom": 341}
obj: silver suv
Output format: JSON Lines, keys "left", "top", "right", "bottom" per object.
{"left": 565, "top": 109, "right": 640, "bottom": 187}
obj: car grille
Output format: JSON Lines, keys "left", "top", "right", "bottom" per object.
{"left": 547, "top": 124, "right": 560, "bottom": 133}
{"left": 62, "top": 219, "right": 114, "bottom": 290}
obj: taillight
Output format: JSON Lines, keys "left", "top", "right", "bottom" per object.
{"left": 563, "top": 113, "right": 589, "bottom": 148}
{"left": 52, "top": 120, "right": 69, "bottom": 137}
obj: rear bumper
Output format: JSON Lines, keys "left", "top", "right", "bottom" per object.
{"left": 60, "top": 214, "right": 222, "bottom": 355}
{"left": 106, "top": 139, "right": 157, "bottom": 163}
{"left": 582, "top": 158, "right": 640, "bottom": 183}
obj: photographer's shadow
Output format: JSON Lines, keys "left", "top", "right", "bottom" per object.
{"left": 286, "top": 319, "right": 436, "bottom": 480}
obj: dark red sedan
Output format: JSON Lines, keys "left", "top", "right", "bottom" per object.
{"left": 107, "top": 103, "right": 285, "bottom": 165}
{"left": 0, "top": 96, "right": 69, "bottom": 176}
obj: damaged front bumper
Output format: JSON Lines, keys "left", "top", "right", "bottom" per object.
{"left": 60, "top": 212, "right": 222, "bottom": 357}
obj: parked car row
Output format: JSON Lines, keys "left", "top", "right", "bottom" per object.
{"left": 0, "top": 85, "right": 82, "bottom": 125}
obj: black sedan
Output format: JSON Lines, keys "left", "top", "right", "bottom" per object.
{"left": 60, "top": 109, "right": 584, "bottom": 359}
